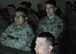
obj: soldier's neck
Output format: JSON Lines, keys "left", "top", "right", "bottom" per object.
{"left": 48, "top": 14, "right": 55, "bottom": 20}
{"left": 48, "top": 52, "right": 52, "bottom": 54}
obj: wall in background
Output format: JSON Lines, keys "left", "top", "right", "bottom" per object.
{"left": 0, "top": 0, "right": 75, "bottom": 11}
{"left": 0, "top": 0, "right": 47, "bottom": 11}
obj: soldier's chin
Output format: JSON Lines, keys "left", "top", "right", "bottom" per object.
{"left": 36, "top": 51, "right": 39, "bottom": 54}
{"left": 47, "top": 13, "right": 53, "bottom": 16}
{"left": 36, "top": 52, "right": 43, "bottom": 54}
{"left": 47, "top": 14, "right": 51, "bottom": 17}
{"left": 16, "top": 23, "right": 21, "bottom": 26}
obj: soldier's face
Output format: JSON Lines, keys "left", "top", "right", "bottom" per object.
{"left": 35, "top": 37, "right": 53, "bottom": 54}
{"left": 46, "top": 4, "right": 56, "bottom": 17}
{"left": 15, "top": 11, "right": 26, "bottom": 26}
{"left": 8, "top": 7, "right": 15, "bottom": 15}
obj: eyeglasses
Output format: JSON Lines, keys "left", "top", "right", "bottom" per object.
{"left": 15, "top": 15, "right": 25, "bottom": 19}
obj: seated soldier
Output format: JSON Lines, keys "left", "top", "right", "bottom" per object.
{"left": 35, "top": 32, "right": 55, "bottom": 54}
{"left": 0, "top": 7, "right": 35, "bottom": 51}
{"left": 37, "top": 0, "right": 63, "bottom": 41}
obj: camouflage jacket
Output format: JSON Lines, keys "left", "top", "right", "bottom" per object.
{"left": 37, "top": 15, "right": 63, "bottom": 39}
{"left": 0, "top": 22, "right": 35, "bottom": 51}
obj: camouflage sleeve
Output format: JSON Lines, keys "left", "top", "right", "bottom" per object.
{"left": 0, "top": 25, "right": 12, "bottom": 46}
{"left": 0, "top": 24, "right": 35, "bottom": 51}
{"left": 9, "top": 27, "right": 35, "bottom": 50}
{"left": 51, "top": 19, "right": 63, "bottom": 39}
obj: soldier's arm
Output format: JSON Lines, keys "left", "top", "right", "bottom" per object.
{"left": 51, "top": 19, "right": 63, "bottom": 39}
{"left": 10, "top": 27, "right": 35, "bottom": 50}
{"left": 0, "top": 26, "right": 11, "bottom": 46}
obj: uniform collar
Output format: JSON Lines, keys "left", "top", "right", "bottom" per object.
{"left": 48, "top": 14, "right": 55, "bottom": 20}
{"left": 46, "top": 15, "right": 57, "bottom": 21}
{"left": 15, "top": 21, "right": 28, "bottom": 29}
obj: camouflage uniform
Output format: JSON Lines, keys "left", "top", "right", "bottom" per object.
{"left": 0, "top": 22, "right": 35, "bottom": 51}
{"left": 37, "top": 15, "right": 63, "bottom": 39}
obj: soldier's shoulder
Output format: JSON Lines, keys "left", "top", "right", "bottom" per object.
{"left": 55, "top": 15, "right": 63, "bottom": 22}
{"left": 24, "top": 22, "right": 34, "bottom": 31}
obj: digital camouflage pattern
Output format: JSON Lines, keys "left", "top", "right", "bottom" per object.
{"left": 37, "top": 15, "right": 63, "bottom": 39}
{"left": 0, "top": 22, "right": 35, "bottom": 51}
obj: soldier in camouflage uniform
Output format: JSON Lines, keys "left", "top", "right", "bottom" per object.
{"left": 37, "top": 1, "right": 63, "bottom": 54}
{"left": 37, "top": 0, "right": 63, "bottom": 40}
{"left": 35, "top": 32, "right": 55, "bottom": 54}
{"left": 0, "top": 7, "right": 35, "bottom": 51}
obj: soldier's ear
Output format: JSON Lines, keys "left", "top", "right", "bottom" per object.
{"left": 55, "top": 7, "right": 57, "bottom": 11}
{"left": 25, "top": 16, "right": 28, "bottom": 20}
{"left": 48, "top": 45, "right": 53, "bottom": 52}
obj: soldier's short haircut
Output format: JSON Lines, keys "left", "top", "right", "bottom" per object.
{"left": 7, "top": 4, "right": 16, "bottom": 8}
{"left": 37, "top": 32, "right": 55, "bottom": 46}
{"left": 15, "top": 7, "right": 27, "bottom": 14}
{"left": 45, "top": 0, "right": 57, "bottom": 7}
{"left": 20, "top": 1, "right": 27, "bottom": 5}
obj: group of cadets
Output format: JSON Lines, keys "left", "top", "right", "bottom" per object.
{"left": 0, "top": 0, "right": 76, "bottom": 54}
